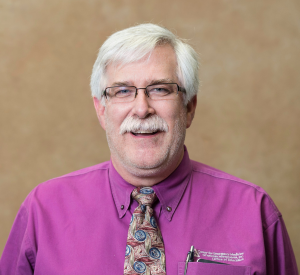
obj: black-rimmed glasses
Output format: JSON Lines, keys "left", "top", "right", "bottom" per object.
{"left": 103, "top": 83, "right": 186, "bottom": 103}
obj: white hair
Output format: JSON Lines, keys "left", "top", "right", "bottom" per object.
{"left": 119, "top": 115, "right": 169, "bottom": 135}
{"left": 90, "top": 23, "right": 199, "bottom": 105}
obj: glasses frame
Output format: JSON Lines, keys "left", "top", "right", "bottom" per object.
{"left": 103, "top": 83, "right": 186, "bottom": 102}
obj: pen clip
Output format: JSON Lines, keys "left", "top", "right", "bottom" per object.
{"left": 184, "top": 246, "right": 194, "bottom": 275}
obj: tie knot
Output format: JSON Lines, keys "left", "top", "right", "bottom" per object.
{"left": 132, "top": 187, "right": 157, "bottom": 207}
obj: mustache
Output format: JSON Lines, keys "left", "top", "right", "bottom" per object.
{"left": 119, "top": 115, "right": 169, "bottom": 135}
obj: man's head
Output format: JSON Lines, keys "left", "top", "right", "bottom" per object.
{"left": 91, "top": 24, "right": 199, "bottom": 186}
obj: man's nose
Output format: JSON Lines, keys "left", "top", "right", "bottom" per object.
{"left": 132, "top": 88, "right": 155, "bottom": 118}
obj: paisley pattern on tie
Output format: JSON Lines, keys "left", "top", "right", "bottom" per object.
{"left": 124, "top": 187, "right": 166, "bottom": 275}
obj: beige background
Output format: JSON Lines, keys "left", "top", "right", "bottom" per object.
{"left": 0, "top": 0, "right": 299, "bottom": 267}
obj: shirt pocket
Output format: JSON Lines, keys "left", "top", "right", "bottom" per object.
{"left": 178, "top": 262, "right": 251, "bottom": 275}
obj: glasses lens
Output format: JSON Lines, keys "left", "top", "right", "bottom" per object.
{"left": 146, "top": 83, "right": 178, "bottom": 100}
{"left": 106, "top": 86, "right": 136, "bottom": 102}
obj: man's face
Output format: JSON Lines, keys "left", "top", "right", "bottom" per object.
{"left": 94, "top": 45, "right": 196, "bottom": 186}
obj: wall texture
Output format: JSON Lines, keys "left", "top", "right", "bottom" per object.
{"left": 1, "top": 0, "right": 299, "bottom": 267}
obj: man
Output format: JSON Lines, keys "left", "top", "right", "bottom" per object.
{"left": 0, "top": 24, "right": 298, "bottom": 274}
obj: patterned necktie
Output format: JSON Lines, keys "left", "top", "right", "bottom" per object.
{"left": 124, "top": 187, "right": 166, "bottom": 275}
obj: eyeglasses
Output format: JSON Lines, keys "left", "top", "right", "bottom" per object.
{"left": 103, "top": 83, "right": 186, "bottom": 103}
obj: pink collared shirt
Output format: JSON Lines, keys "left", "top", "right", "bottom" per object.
{"left": 0, "top": 148, "right": 298, "bottom": 274}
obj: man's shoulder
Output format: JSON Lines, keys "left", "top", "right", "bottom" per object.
{"left": 24, "top": 161, "right": 111, "bottom": 204}
{"left": 190, "top": 159, "right": 264, "bottom": 192}
{"left": 38, "top": 161, "right": 111, "bottom": 187}
{"left": 52, "top": 161, "right": 111, "bottom": 180}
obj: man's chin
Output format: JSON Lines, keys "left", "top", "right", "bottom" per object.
{"left": 124, "top": 165, "right": 166, "bottom": 178}
{"left": 129, "top": 157, "right": 166, "bottom": 170}
{"left": 121, "top": 156, "right": 169, "bottom": 177}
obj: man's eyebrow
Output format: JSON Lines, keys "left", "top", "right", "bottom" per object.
{"left": 148, "top": 79, "right": 174, "bottom": 85}
{"left": 110, "top": 81, "right": 132, "bottom": 87}
{"left": 110, "top": 79, "right": 175, "bottom": 87}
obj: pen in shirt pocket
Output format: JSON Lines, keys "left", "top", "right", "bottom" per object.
{"left": 184, "top": 245, "right": 228, "bottom": 275}
{"left": 184, "top": 245, "right": 194, "bottom": 275}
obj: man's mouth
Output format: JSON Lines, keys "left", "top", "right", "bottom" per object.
{"left": 131, "top": 130, "right": 160, "bottom": 136}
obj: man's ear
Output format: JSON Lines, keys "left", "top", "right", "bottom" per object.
{"left": 93, "top": 97, "right": 106, "bottom": 131}
{"left": 186, "top": 95, "right": 197, "bottom": 129}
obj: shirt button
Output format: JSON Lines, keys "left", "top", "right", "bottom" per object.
{"left": 121, "top": 205, "right": 124, "bottom": 210}
{"left": 166, "top": 206, "right": 172, "bottom": 212}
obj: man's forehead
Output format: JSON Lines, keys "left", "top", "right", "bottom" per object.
{"left": 106, "top": 72, "right": 179, "bottom": 88}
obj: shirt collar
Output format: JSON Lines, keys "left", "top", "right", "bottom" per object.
{"left": 108, "top": 146, "right": 192, "bottom": 221}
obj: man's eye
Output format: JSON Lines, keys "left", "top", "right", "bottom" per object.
{"left": 117, "top": 89, "right": 130, "bottom": 94}
{"left": 114, "top": 88, "right": 133, "bottom": 97}
{"left": 149, "top": 86, "right": 172, "bottom": 95}
{"left": 154, "top": 88, "right": 168, "bottom": 92}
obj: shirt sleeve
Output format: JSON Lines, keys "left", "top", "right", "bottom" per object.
{"left": 264, "top": 215, "right": 299, "bottom": 275}
{"left": 0, "top": 204, "right": 35, "bottom": 275}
